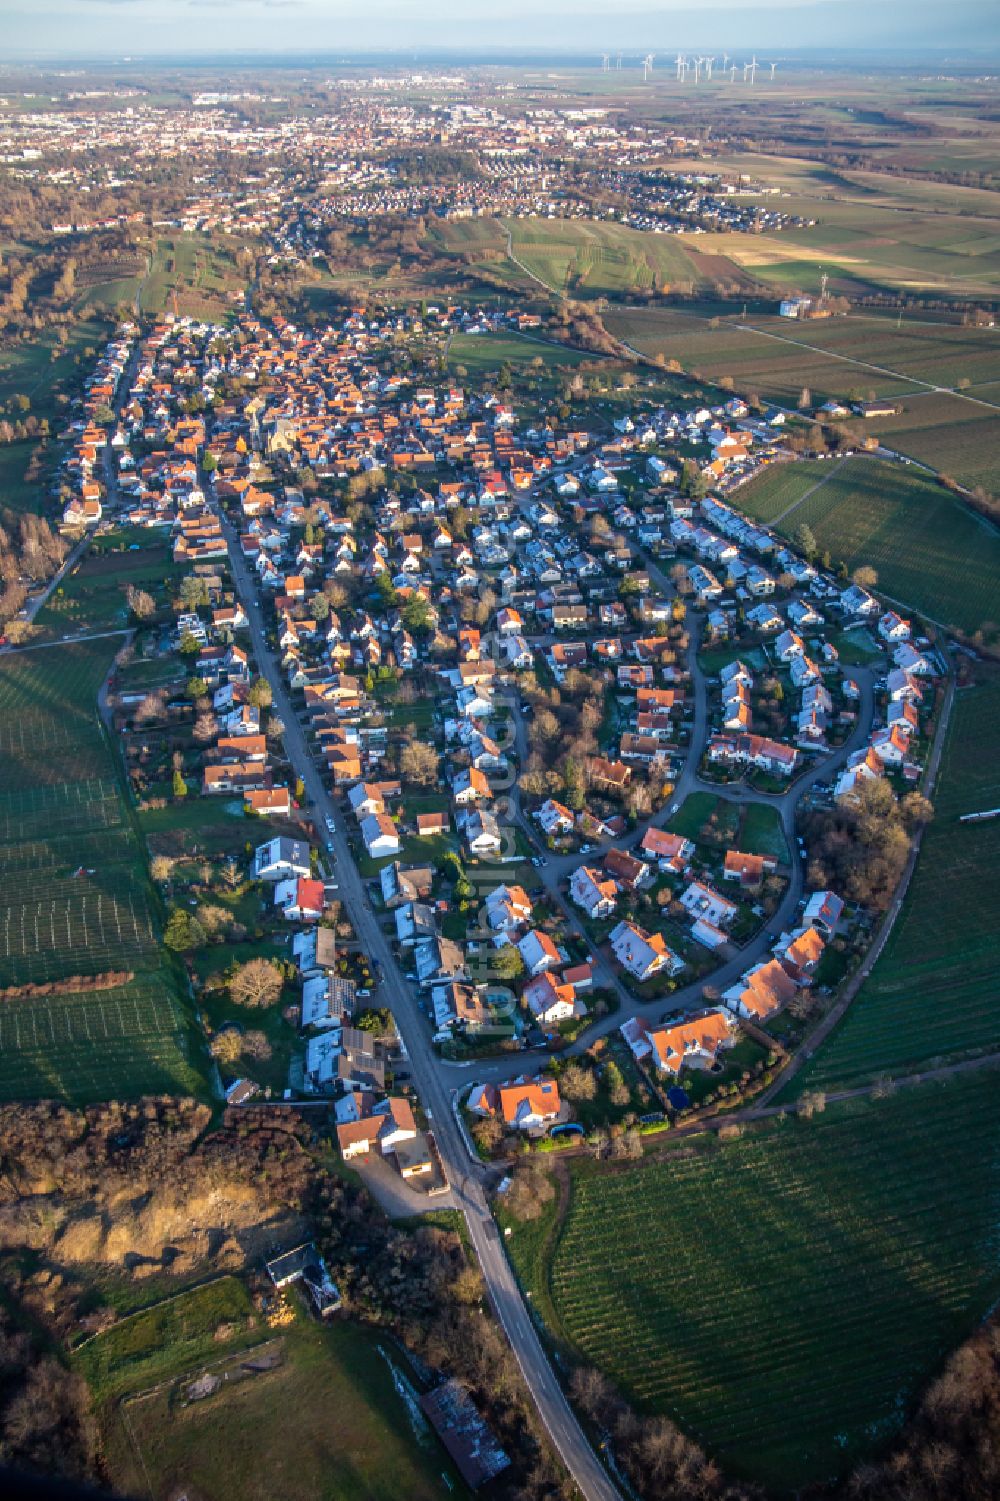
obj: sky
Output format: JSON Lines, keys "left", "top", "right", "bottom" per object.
{"left": 2, "top": 0, "right": 998, "bottom": 58}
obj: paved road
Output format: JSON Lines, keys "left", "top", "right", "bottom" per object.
{"left": 216, "top": 506, "right": 621, "bottom": 1501}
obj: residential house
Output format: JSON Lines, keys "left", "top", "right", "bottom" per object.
{"left": 253, "top": 837, "right": 311, "bottom": 883}
{"left": 641, "top": 828, "right": 694, "bottom": 873}
{"left": 517, "top": 929, "right": 562, "bottom": 976}
{"left": 569, "top": 866, "right": 618, "bottom": 921}
{"left": 803, "top": 889, "right": 844, "bottom": 936}
{"left": 609, "top": 920, "right": 683, "bottom": 982}
{"left": 523, "top": 971, "right": 577, "bottom": 1026}
{"left": 723, "top": 958, "right": 797, "bottom": 1021}
{"left": 274, "top": 876, "right": 326, "bottom": 923}
{"left": 498, "top": 1077, "right": 561, "bottom": 1131}
{"left": 723, "top": 850, "right": 777, "bottom": 888}
{"left": 622, "top": 1008, "right": 734, "bottom": 1076}
{"left": 360, "top": 813, "right": 401, "bottom": 859}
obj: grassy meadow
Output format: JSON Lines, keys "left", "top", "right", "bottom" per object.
{"left": 88, "top": 1281, "right": 458, "bottom": 1501}
{"left": 33, "top": 528, "right": 183, "bottom": 640}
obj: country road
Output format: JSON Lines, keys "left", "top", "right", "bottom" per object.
{"left": 214, "top": 503, "right": 622, "bottom": 1501}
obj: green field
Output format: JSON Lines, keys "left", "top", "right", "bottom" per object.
{"left": 862, "top": 392, "right": 1000, "bottom": 493}
{"left": 435, "top": 217, "right": 704, "bottom": 298}
{"left": 666, "top": 792, "right": 739, "bottom": 844}
{"left": 508, "top": 1070, "right": 1000, "bottom": 1493}
{"left": 509, "top": 219, "right": 700, "bottom": 297}
{"left": 738, "top": 801, "right": 791, "bottom": 863}
{"left": 33, "top": 530, "right": 182, "bottom": 640}
{"left": 785, "top": 668, "right": 1000, "bottom": 1096}
{"left": 77, "top": 234, "right": 245, "bottom": 321}
{"left": 0, "top": 316, "right": 111, "bottom": 423}
{"left": 666, "top": 794, "right": 788, "bottom": 864}
{"left": 0, "top": 641, "right": 206, "bottom": 1102}
{"left": 667, "top": 148, "right": 1000, "bottom": 300}
{"left": 0, "top": 316, "right": 114, "bottom": 519}
{"left": 605, "top": 308, "right": 916, "bottom": 403}
{"left": 94, "top": 1285, "right": 456, "bottom": 1501}
{"left": 75, "top": 1276, "right": 260, "bottom": 1402}
{"left": 733, "top": 457, "right": 1000, "bottom": 635}
{"left": 446, "top": 330, "right": 589, "bottom": 373}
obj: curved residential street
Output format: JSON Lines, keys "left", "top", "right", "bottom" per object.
{"left": 444, "top": 579, "right": 877, "bottom": 1084}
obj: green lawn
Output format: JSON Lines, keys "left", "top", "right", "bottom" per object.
{"left": 735, "top": 456, "right": 1000, "bottom": 636}
{"left": 75, "top": 1276, "right": 260, "bottom": 1403}
{"left": 667, "top": 793, "right": 741, "bottom": 846}
{"left": 100, "top": 1294, "right": 457, "bottom": 1501}
{"left": 509, "top": 1071, "right": 1000, "bottom": 1493}
{"left": 738, "top": 802, "right": 790, "bottom": 863}
{"left": 785, "top": 667, "right": 1000, "bottom": 1095}
{"left": 447, "top": 331, "right": 589, "bottom": 373}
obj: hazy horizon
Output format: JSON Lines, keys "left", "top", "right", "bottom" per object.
{"left": 3, "top": 0, "right": 999, "bottom": 61}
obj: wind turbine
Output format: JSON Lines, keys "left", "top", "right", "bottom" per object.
{"left": 743, "top": 61, "right": 750, "bottom": 82}
{"left": 705, "top": 56, "right": 715, "bottom": 81}
{"left": 642, "top": 53, "right": 655, "bottom": 81}
{"left": 601, "top": 53, "right": 610, "bottom": 72}
{"left": 749, "top": 55, "right": 758, "bottom": 84}
{"left": 722, "top": 52, "right": 729, "bottom": 71}
{"left": 616, "top": 52, "right": 622, "bottom": 70}
{"left": 693, "top": 56, "right": 702, "bottom": 83}
{"left": 675, "top": 51, "right": 685, "bottom": 82}
{"left": 769, "top": 61, "right": 777, "bottom": 81}
{"left": 729, "top": 64, "right": 738, "bottom": 82}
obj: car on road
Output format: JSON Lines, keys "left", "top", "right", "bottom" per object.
{"left": 357, "top": 988, "right": 372, "bottom": 998}
{"left": 325, "top": 815, "right": 336, "bottom": 832}
{"left": 326, "top": 841, "right": 335, "bottom": 853}
{"left": 531, "top": 854, "right": 547, "bottom": 868}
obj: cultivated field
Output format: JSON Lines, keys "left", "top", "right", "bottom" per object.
{"left": 786, "top": 666, "right": 1000, "bottom": 1096}
{"left": 0, "top": 642, "right": 206, "bottom": 1102}
{"left": 668, "top": 148, "right": 1000, "bottom": 300}
{"left": 518, "top": 1071, "right": 1000, "bottom": 1493}
{"left": 606, "top": 307, "right": 1000, "bottom": 492}
{"left": 731, "top": 457, "right": 1000, "bottom": 636}
{"left": 77, "top": 234, "right": 246, "bottom": 321}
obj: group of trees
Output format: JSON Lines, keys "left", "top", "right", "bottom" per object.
{"left": 840, "top": 1314, "right": 1000, "bottom": 1499}
{"left": 0, "top": 509, "right": 68, "bottom": 626}
{"left": 803, "top": 778, "right": 933, "bottom": 911}
{"left": 518, "top": 666, "right": 611, "bottom": 809}
{"left": 569, "top": 1364, "right": 742, "bottom": 1501}
{"left": 0, "top": 1303, "right": 94, "bottom": 1483}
